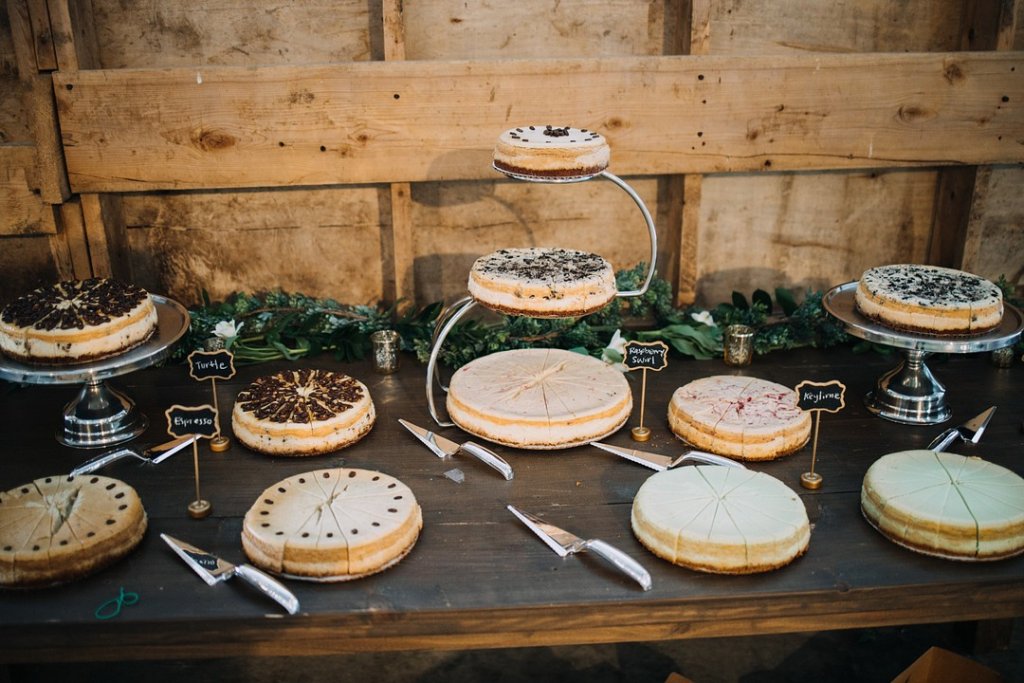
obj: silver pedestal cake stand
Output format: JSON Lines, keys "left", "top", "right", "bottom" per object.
{"left": 823, "top": 282, "right": 1022, "bottom": 425}
{"left": 0, "top": 296, "right": 190, "bottom": 448}
{"left": 424, "top": 167, "right": 658, "bottom": 427}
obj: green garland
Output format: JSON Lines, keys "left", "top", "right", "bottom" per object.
{"left": 179, "top": 264, "right": 855, "bottom": 367}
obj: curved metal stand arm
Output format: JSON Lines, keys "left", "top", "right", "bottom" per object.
{"left": 425, "top": 298, "right": 480, "bottom": 428}
{"left": 599, "top": 171, "right": 658, "bottom": 298}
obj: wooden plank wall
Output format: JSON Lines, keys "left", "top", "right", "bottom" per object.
{"left": 0, "top": 1, "right": 1022, "bottom": 310}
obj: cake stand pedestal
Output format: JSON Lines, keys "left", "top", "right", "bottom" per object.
{"left": 823, "top": 282, "right": 1022, "bottom": 425}
{"left": 0, "top": 296, "right": 190, "bottom": 448}
{"left": 424, "top": 168, "right": 659, "bottom": 428}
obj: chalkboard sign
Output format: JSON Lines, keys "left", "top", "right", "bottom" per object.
{"left": 795, "top": 380, "right": 847, "bottom": 413}
{"left": 187, "top": 350, "right": 236, "bottom": 381}
{"left": 623, "top": 341, "right": 669, "bottom": 372}
{"left": 165, "top": 404, "right": 220, "bottom": 439}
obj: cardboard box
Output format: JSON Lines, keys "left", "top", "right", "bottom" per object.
{"left": 891, "top": 646, "right": 1004, "bottom": 683}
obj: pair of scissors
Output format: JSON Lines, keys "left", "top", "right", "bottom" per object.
{"left": 94, "top": 586, "right": 139, "bottom": 620}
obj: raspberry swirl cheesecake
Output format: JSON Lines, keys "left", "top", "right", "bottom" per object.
{"left": 0, "top": 278, "right": 158, "bottom": 364}
{"left": 493, "top": 125, "right": 610, "bottom": 178}
{"left": 232, "top": 369, "right": 375, "bottom": 456}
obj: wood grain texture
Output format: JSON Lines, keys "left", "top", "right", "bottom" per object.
{"left": 0, "top": 143, "right": 54, "bottom": 235}
{"left": 0, "top": 347, "right": 1021, "bottom": 662}
{"left": 28, "top": 72, "right": 69, "bottom": 203}
{"left": 57, "top": 195, "right": 92, "bottom": 278}
{"left": 52, "top": 52, "right": 1024, "bottom": 193}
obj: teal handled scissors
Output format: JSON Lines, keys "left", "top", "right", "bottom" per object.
{"left": 94, "top": 586, "right": 139, "bottom": 620}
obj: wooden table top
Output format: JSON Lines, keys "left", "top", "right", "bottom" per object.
{"left": 1, "top": 346, "right": 1022, "bottom": 663}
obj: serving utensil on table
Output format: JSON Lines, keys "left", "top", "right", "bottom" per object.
{"left": 69, "top": 434, "right": 197, "bottom": 477}
{"left": 160, "top": 534, "right": 299, "bottom": 615}
{"left": 591, "top": 441, "right": 745, "bottom": 472}
{"left": 506, "top": 504, "right": 652, "bottom": 591}
{"left": 398, "top": 419, "right": 514, "bottom": 480}
{"left": 927, "top": 406, "right": 996, "bottom": 452}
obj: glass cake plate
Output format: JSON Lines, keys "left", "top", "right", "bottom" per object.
{"left": 0, "top": 295, "right": 190, "bottom": 448}
{"left": 823, "top": 282, "right": 1022, "bottom": 425}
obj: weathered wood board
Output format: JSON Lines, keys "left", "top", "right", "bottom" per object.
{"left": 53, "top": 53, "right": 1024, "bottom": 193}
{"left": 0, "top": 144, "right": 55, "bottom": 236}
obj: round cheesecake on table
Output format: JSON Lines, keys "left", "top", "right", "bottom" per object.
{"left": 861, "top": 450, "right": 1024, "bottom": 561}
{"left": 632, "top": 466, "right": 810, "bottom": 574}
{"left": 493, "top": 125, "right": 610, "bottom": 179}
{"left": 668, "top": 376, "right": 811, "bottom": 461}
{"left": 854, "top": 264, "right": 1003, "bottom": 335}
{"left": 446, "top": 348, "right": 632, "bottom": 450}
{"left": 232, "top": 369, "right": 375, "bottom": 456}
{"left": 241, "top": 468, "right": 422, "bottom": 580}
{"left": 468, "top": 247, "right": 617, "bottom": 318}
{"left": 0, "top": 278, "right": 158, "bottom": 364}
{"left": 0, "top": 474, "right": 147, "bottom": 587}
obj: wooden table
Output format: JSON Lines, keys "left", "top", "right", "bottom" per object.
{"left": 1, "top": 346, "right": 1022, "bottom": 663}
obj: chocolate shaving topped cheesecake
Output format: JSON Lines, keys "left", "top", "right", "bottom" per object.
{"left": 232, "top": 369, "right": 375, "bottom": 456}
{"left": 468, "top": 247, "right": 617, "bottom": 317}
{"left": 493, "top": 125, "right": 610, "bottom": 178}
{"left": 854, "top": 264, "right": 1003, "bottom": 335}
{"left": 0, "top": 278, "right": 158, "bottom": 364}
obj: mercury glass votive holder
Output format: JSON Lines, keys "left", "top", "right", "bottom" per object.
{"left": 723, "top": 324, "right": 754, "bottom": 367}
{"left": 370, "top": 330, "right": 401, "bottom": 374}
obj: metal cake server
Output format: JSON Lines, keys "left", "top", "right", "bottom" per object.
{"left": 591, "top": 441, "right": 745, "bottom": 472}
{"left": 398, "top": 419, "right": 514, "bottom": 480}
{"left": 70, "top": 434, "right": 197, "bottom": 477}
{"left": 927, "top": 407, "right": 996, "bottom": 452}
{"left": 507, "top": 504, "right": 652, "bottom": 591}
{"left": 160, "top": 534, "right": 299, "bottom": 615}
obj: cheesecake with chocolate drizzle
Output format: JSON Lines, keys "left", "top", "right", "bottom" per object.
{"left": 493, "top": 125, "right": 610, "bottom": 178}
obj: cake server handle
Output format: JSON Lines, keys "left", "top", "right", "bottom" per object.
{"left": 233, "top": 564, "right": 300, "bottom": 615}
{"left": 582, "top": 539, "right": 652, "bottom": 591}
{"left": 461, "top": 441, "right": 514, "bottom": 480}
{"left": 70, "top": 448, "right": 142, "bottom": 477}
{"left": 927, "top": 428, "right": 959, "bottom": 452}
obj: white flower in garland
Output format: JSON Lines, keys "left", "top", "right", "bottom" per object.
{"left": 691, "top": 310, "right": 716, "bottom": 327}
{"left": 600, "top": 329, "right": 628, "bottom": 372}
{"left": 213, "top": 319, "right": 243, "bottom": 340}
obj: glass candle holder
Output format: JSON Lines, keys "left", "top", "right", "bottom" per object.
{"left": 723, "top": 324, "right": 754, "bottom": 367}
{"left": 370, "top": 330, "right": 401, "bottom": 374}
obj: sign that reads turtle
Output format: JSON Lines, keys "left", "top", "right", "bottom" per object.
{"left": 795, "top": 380, "right": 847, "bottom": 413}
{"left": 165, "top": 404, "right": 220, "bottom": 440}
{"left": 187, "top": 349, "right": 236, "bottom": 382}
{"left": 623, "top": 341, "right": 669, "bottom": 372}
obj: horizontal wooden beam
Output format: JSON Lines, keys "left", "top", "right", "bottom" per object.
{"left": 53, "top": 52, "right": 1024, "bottom": 192}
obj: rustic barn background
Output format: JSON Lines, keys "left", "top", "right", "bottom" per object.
{"left": 1, "top": 0, "right": 1022, "bottom": 310}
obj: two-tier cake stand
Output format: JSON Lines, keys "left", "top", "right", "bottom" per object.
{"left": 0, "top": 296, "right": 190, "bottom": 448}
{"left": 823, "top": 282, "right": 1022, "bottom": 425}
{"left": 425, "top": 165, "right": 658, "bottom": 428}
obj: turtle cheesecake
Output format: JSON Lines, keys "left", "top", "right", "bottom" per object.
{"left": 632, "top": 466, "right": 810, "bottom": 574}
{"left": 468, "top": 247, "right": 617, "bottom": 318}
{"left": 493, "top": 125, "right": 610, "bottom": 178}
{"left": 0, "top": 474, "right": 147, "bottom": 587}
{"left": 446, "top": 348, "right": 632, "bottom": 449}
{"left": 668, "top": 376, "right": 811, "bottom": 461}
{"left": 241, "top": 468, "right": 422, "bottom": 579}
{"left": 861, "top": 450, "right": 1024, "bottom": 561}
{"left": 0, "top": 278, "right": 158, "bottom": 364}
{"left": 232, "top": 369, "right": 375, "bottom": 456}
{"left": 854, "top": 264, "right": 1003, "bottom": 335}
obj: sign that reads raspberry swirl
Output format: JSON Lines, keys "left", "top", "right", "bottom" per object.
{"left": 623, "top": 341, "right": 669, "bottom": 372}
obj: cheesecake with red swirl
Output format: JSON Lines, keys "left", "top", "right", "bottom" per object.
{"left": 231, "top": 369, "right": 375, "bottom": 456}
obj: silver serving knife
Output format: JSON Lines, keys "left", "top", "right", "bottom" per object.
{"left": 70, "top": 434, "right": 198, "bottom": 477}
{"left": 592, "top": 441, "right": 745, "bottom": 472}
{"left": 506, "top": 504, "right": 652, "bottom": 591}
{"left": 928, "top": 406, "right": 996, "bottom": 452}
{"left": 160, "top": 533, "right": 299, "bottom": 615}
{"left": 398, "top": 419, "right": 514, "bottom": 480}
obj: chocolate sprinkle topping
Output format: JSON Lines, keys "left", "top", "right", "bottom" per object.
{"left": 236, "top": 369, "right": 365, "bottom": 424}
{"left": 864, "top": 265, "right": 1000, "bottom": 305}
{"left": 475, "top": 248, "right": 609, "bottom": 282}
{"left": 1, "top": 279, "right": 149, "bottom": 330}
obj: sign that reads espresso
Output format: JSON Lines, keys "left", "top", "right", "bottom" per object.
{"left": 623, "top": 341, "right": 670, "bottom": 372}
{"left": 187, "top": 350, "right": 236, "bottom": 381}
{"left": 795, "top": 380, "right": 847, "bottom": 413}
{"left": 165, "top": 404, "right": 220, "bottom": 439}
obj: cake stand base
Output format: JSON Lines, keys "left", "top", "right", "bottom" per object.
{"left": 864, "top": 349, "right": 951, "bottom": 425}
{"left": 57, "top": 379, "right": 149, "bottom": 448}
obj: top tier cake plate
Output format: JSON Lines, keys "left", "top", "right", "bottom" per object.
{"left": 424, "top": 166, "right": 658, "bottom": 428}
{"left": 823, "top": 282, "right": 1022, "bottom": 425}
{"left": 0, "top": 295, "right": 190, "bottom": 448}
